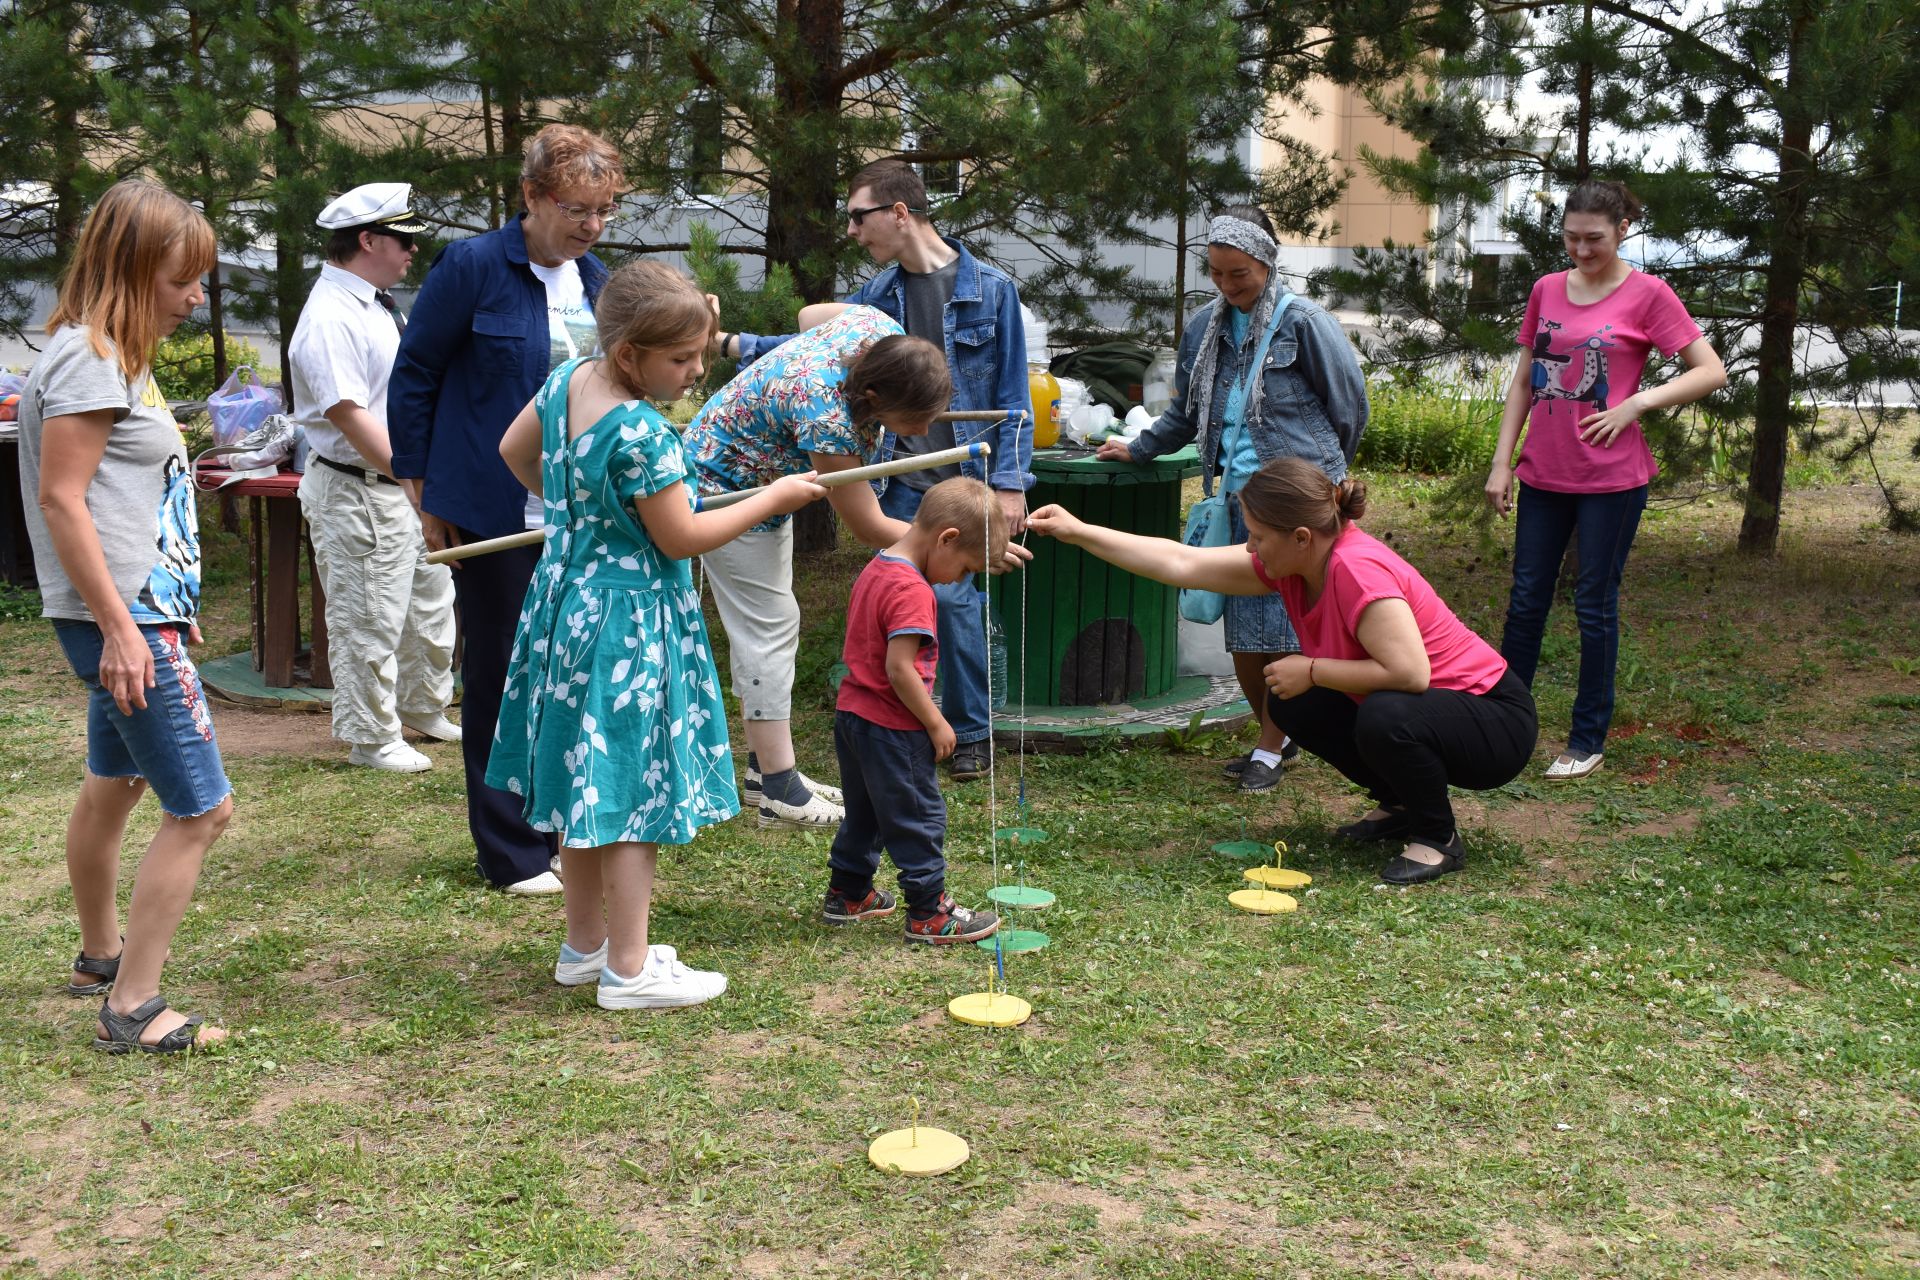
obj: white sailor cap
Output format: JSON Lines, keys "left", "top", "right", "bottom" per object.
{"left": 316, "top": 182, "right": 429, "bottom": 234}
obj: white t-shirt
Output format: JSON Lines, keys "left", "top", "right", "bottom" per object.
{"left": 524, "top": 260, "right": 598, "bottom": 528}
{"left": 288, "top": 262, "right": 399, "bottom": 467}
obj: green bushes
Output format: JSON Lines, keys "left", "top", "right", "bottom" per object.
{"left": 1355, "top": 380, "right": 1502, "bottom": 474}
{"left": 152, "top": 324, "right": 269, "bottom": 400}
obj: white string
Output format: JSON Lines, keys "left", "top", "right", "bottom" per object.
{"left": 984, "top": 477, "right": 1000, "bottom": 895}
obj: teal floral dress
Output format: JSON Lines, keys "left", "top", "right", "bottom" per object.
{"left": 486, "top": 358, "right": 738, "bottom": 846}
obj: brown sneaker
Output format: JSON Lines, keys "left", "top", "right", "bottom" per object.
{"left": 903, "top": 894, "right": 1000, "bottom": 945}
{"left": 821, "top": 886, "right": 897, "bottom": 925}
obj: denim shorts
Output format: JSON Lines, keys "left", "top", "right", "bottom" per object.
{"left": 1221, "top": 491, "right": 1300, "bottom": 655}
{"left": 52, "top": 619, "right": 232, "bottom": 819}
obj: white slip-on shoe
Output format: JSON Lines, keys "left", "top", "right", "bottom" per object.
{"left": 757, "top": 790, "right": 844, "bottom": 830}
{"left": 348, "top": 741, "right": 432, "bottom": 773}
{"left": 504, "top": 871, "right": 564, "bottom": 896}
{"left": 399, "top": 711, "right": 463, "bottom": 742}
{"left": 596, "top": 950, "right": 726, "bottom": 1010}
{"left": 743, "top": 768, "right": 845, "bottom": 807}
{"left": 1544, "top": 751, "right": 1604, "bottom": 781}
{"left": 554, "top": 939, "right": 608, "bottom": 985}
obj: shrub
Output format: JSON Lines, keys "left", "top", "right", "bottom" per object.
{"left": 153, "top": 323, "right": 269, "bottom": 401}
{"left": 1355, "top": 380, "right": 1502, "bottom": 474}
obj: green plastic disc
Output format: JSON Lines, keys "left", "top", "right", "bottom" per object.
{"left": 1211, "top": 839, "right": 1271, "bottom": 859}
{"left": 977, "top": 928, "right": 1050, "bottom": 954}
{"left": 987, "top": 884, "right": 1056, "bottom": 909}
{"left": 994, "top": 826, "right": 1049, "bottom": 844}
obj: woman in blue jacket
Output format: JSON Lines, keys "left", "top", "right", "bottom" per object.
{"left": 388, "top": 124, "right": 620, "bottom": 893}
{"left": 1098, "top": 205, "right": 1369, "bottom": 793}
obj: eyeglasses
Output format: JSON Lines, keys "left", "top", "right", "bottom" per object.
{"left": 548, "top": 195, "right": 620, "bottom": 224}
{"left": 847, "top": 203, "right": 926, "bottom": 226}
{"left": 370, "top": 229, "right": 416, "bottom": 251}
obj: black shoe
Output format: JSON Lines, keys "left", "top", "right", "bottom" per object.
{"left": 1223, "top": 741, "right": 1300, "bottom": 780}
{"left": 1378, "top": 832, "right": 1466, "bottom": 885}
{"left": 1238, "top": 759, "right": 1284, "bottom": 792}
{"left": 947, "top": 744, "right": 989, "bottom": 781}
{"left": 1335, "top": 806, "right": 1412, "bottom": 843}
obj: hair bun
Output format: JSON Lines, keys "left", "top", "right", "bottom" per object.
{"left": 1335, "top": 477, "right": 1369, "bottom": 522}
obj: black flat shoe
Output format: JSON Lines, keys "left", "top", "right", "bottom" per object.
{"left": 1238, "top": 759, "right": 1284, "bottom": 792}
{"left": 1378, "top": 832, "right": 1466, "bottom": 885}
{"left": 1221, "top": 752, "right": 1252, "bottom": 779}
{"left": 1334, "top": 807, "right": 1412, "bottom": 843}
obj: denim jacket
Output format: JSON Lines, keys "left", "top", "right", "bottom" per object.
{"left": 389, "top": 218, "right": 609, "bottom": 538}
{"left": 737, "top": 237, "right": 1034, "bottom": 492}
{"left": 1128, "top": 290, "right": 1368, "bottom": 496}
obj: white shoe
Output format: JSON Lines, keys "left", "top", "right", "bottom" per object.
{"left": 1544, "top": 751, "right": 1604, "bottom": 781}
{"left": 399, "top": 711, "right": 463, "bottom": 742}
{"left": 757, "top": 790, "right": 844, "bottom": 829}
{"left": 554, "top": 939, "right": 607, "bottom": 985}
{"left": 503, "top": 871, "right": 564, "bottom": 895}
{"left": 596, "top": 949, "right": 726, "bottom": 1010}
{"left": 743, "top": 767, "right": 844, "bottom": 807}
{"left": 348, "top": 741, "right": 432, "bottom": 773}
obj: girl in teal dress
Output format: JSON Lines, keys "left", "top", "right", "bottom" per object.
{"left": 489, "top": 261, "right": 825, "bottom": 1011}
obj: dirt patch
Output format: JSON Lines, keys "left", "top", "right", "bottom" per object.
{"left": 246, "top": 1078, "right": 363, "bottom": 1125}
{"left": 209, "top": 705, "right": 342, "bottom": 761}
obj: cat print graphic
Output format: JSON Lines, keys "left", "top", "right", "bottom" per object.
{"left": 1531, "top": 321, "right": 1616, "bottom": 412}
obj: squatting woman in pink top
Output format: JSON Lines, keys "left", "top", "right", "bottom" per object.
{"left": 1029, "top": 457, "right": 1537, "bottom": 885}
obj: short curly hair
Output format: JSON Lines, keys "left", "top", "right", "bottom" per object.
{"left": 520, "top": 124, "right": 626, "bottom": 201}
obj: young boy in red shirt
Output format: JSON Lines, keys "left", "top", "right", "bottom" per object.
{"left": 821, "top": 476, "right": 1009, "bottom": 942}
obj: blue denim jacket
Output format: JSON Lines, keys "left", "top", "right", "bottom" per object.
{"left": 1128, "top": 290, "right": 1368, "bottom": 496}
{"left": 737, "top": 237, "right": 1034, "bottom": 492}
{"left": 389, "top": 218, "right": 609, "bottom": 538}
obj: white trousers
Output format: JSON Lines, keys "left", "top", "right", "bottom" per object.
{"left": 699, "top": 523, "right": 797, "bottom": 721}
{"left": 298, "top": 462, "right": 456, "bottom": 747}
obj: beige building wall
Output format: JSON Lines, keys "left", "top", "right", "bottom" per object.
{"left": 1258, "top": 80, "right": 1434, "bottom": 249}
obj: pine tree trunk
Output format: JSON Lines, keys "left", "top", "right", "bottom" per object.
{"left": 1740, "top": 7, "right": 1814, "bottom": 557}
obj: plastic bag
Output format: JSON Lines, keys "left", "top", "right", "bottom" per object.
{"left": 206, "top": 367, "right": 280, "bottom": 447}
{"left": 1177, "top": 493, "right": 1231, "bottom": 625}
{"left": 0, "top": 371, "right": 24, "bottom": 423}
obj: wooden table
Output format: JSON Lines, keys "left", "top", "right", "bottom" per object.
{"left": 195, "top": 465, "right": 330, "bottom": 689}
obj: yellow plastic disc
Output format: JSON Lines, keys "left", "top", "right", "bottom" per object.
{"left": 1243, "top": 866, "right": 1312, "bottom": 889}
{"left": 948, "top": 991, "right": 1033, "bottom": 1027}
{"left": 867, "top": 1126, "right": 970, "bottom": 1176}
{"left": 1228, "top": 888, "right": 1298, "bottom": 915}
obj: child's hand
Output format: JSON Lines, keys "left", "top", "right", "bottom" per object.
{"left": 1025, "top": 504, "right": 1081, "bottom": 540}
{"left": 767, "top": 471, "right": 828, "bottom": 514}
{"left": 929, "top": 716, "right": 957, "bottom": 762}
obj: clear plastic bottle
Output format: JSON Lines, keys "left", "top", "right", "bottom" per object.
{"left": 987, "top": 607, "right": 1010, "bottom": 710}
{"left": 1142, "top": 345, "right": 1178, "bottom": 418}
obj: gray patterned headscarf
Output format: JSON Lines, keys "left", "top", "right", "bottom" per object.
{"left": 1188, "top": 214, "right": 1284, "bottom": 459}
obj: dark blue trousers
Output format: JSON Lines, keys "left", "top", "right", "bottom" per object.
{"left": 827, "top": 710, "right": 948, "bottom": 910}
{"left": 1499, "top": 482, "right": 1647, "bottom": 755}
{"left": 452, "top": 524, "right": 556, "bottom": 886}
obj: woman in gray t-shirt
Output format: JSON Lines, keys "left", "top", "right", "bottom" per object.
{"left": 19, "top": 180, "right": 233, "bottom": 1053}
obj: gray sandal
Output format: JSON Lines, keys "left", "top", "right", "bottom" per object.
{"left": 66, "top": 944, "right": 121, "bottom": 996}
{"left": 93, "top": 996, "right": 206, "bottom": 1055}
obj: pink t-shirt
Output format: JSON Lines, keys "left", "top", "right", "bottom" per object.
{"left": 1515, "top": 270, "right": 1702, "bottom": 493}
{"left": 1251, "top": 526, "right": 1507, "bottom": 704}
{"left": 837, "top": 552, "right": 938, "bottom": 732}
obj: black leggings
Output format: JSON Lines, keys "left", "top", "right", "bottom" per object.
{"left": 1267, "top": 669, "right": 1538, "bottom": 845}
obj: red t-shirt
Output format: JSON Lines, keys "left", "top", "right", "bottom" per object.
{"left": 1515, "top": 270, "right": 1702, "bottom": 493}
{"left": 1251, "top": 526, "right": 1507, "bottom": 704}
{"left": 837, "top": 552, "right": 938, "bottom": 731}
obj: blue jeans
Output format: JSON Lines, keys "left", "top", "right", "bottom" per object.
{"left": 53, "top": 620, "right": 232, "bottom": 819}
{"left": 877, "top": 482, "right": 990, "bottom": 746}
{"left": 827, "top": 711, "right": 948, "bottom": 910}
{"left": 1500, "top": 482, "right": 1648, "bottom": 756}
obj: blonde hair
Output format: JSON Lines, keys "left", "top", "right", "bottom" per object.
{"left": 48, "top": 180, "right": 215, "bottom": 382}
{"left": 595, "top": 260, "right": 713, "bottom": 398}
{"left": 1238, "top": 457, "right": 1368, "bottom": 535}
{"left": 915, "top": 476, "right": 1008, "bottom": 568}
{"left": 520, "top": 124, "right": 626, "bottom": 201}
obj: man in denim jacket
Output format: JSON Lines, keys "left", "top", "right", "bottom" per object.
{"left": 728, "top": 160, "right": 1032, "bottom": 780}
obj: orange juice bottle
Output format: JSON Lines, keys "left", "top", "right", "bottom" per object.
{"left": 1028, "top": 367, "right": 1061, "bottom": 448}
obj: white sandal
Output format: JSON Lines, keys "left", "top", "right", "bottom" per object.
{"left": 1544, "top": 751, "right": 1604, "bottom": 781}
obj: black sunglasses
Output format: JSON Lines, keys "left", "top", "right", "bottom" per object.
{"left": 847, "top": 202, "right": 927, "bottom": 226}
{"left": 369, "top": 228, "right": 417, "bottom": 251}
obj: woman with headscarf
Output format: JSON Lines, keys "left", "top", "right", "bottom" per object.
{"left": 1098, "top": 205, "right": 1369, "bottom": 793}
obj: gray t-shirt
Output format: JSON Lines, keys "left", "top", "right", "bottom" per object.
{"left": 18, "top": 325, "right": 201, "bottom": 623}
{"left": 894, "top": 256, "right": 961, "bottom": 489}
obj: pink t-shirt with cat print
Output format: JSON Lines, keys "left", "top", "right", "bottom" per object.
{"left": 1514, "top": 270, "right": 1701, "bottom": 493}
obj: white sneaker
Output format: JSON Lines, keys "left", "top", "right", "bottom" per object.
{"left": 757, "top": 790, "right": 844, "bottom": 830}
{"left": 743, "top": 768, "right": 845, "bottom": 807}
{"left": 1544, "top": 751, "right": 1604, "bottom": 781}
{"left": 503, "top": 871, "right": 564, "bottom": 895}
{"left": 596, "top": 949, "right": 726, "bottom": 1010}
{"left": 554, "top": 939, "right": 607, "bottom": 985}
{"left": 348, "top": 741, "right": 432, "bottom": 773}
{"left": 399, "top": 711, "right": 463, "bottom": 742}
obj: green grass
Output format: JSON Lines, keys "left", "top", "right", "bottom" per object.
{"left": 1, "top": 424, "right": 1917, "bottom": 1278}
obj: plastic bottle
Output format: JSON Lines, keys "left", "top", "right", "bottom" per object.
{"left": 1028, "top": 366, "right": 1061, "bottom": 449}
{"left": 987, "top": 606, "right": 1010, "bottom": 710}
{"left": 1142, "top": 345, "right": 1178, "bottom": 417}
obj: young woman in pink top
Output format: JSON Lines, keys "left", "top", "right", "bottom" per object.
{"left": 1485, "top": 181, "right": 1727, "bottom": 781}
{"left": 1029, "top": 458, "right": 1537, "bottom": 885}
